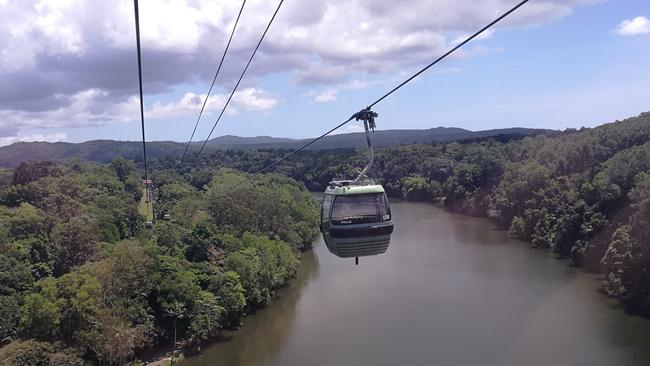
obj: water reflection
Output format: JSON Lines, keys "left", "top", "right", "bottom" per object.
{"left": 179, "top": 250, "right": 319, "bottom": 366}
{"left": 182, "top": 201, "right": 650, "bottom": 366}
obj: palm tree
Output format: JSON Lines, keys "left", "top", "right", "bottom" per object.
{"left": 165, "top": 302, "right": 186, "bottom": 365}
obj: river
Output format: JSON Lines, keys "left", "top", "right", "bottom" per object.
{"left": 180, "top": 200, "right": 650, "bottom": 366}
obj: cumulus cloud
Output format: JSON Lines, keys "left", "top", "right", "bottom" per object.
{"left": 147, "top": 88, "right": 278, "bottom": 119}
{"left": 0, "top": 89, "right": 139, "bottom": 131}
{"left": 332, "top": 124, "right": 365, "bottom": 135}
{"left": 314, "top": 89, "right": 338, "bottom": 103}
{"left": 0, "top": 0, "right": 595, "bottom": 139}
{"left": 311, "top": 79, "right": 392, "bottom": 103}
{"left": 615, "top": 16, "right": 650, "bottom": 36}
{"left": 0, "top": 132, "right": 67, "bottom": 147}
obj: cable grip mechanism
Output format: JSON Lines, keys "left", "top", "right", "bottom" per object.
{"left": 352, "top": 108, "right": 378, "bottom": 182}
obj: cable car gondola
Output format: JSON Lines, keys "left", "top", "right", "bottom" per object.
{"left": 319, "top": 109, "right": 394, "bottom": 264}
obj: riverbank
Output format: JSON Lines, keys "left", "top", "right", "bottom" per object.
{"left": 177, "top": 200, "right": 650, "bottom": 366}
{"left": 397, "top": 194, "right": 649, "bottom": 316}
{"left": 167, "top": 194, "right": 643, "bottom": 365}
{"left": 141, "top": 248, "right": 314, "bottom": 365}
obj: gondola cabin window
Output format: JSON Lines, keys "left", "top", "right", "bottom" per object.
{"left": 321, "top": 194, "right": 333, "bottom": 223}
{"left": 331, "top": 193, "right": 390, "bottom": 225}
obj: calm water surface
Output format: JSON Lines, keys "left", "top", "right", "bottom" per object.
{"left": 181, "top": 200, "right": 650, "bottom": 366}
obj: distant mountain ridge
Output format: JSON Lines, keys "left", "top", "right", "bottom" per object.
{"left": 0, "top": 126, "right": 551, "bottom": 167}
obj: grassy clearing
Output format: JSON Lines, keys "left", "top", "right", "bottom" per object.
{"left": 138, "top": 188, "right": 154, "bottom": 222}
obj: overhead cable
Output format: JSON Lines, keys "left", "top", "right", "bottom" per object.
{"left": 211, "top": 0, "right": 531, "bottom": 196}
{"left": 133, "top": 0, "right": 152, "bottom": 217}
{"left": 368, "top": 0, "right": 530, "bottom": 108}
{"left": 195, "top": 0, "right": 285, "bottom": 158}
{"left": 181, "top": 0, "right": 248, "bottom": 162}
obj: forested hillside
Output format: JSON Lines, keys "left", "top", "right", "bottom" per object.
{"left": 170, "top": 112, "right": 650, "bottom": 316}
{"left": 2, "top": 111, "right": 648, "bottom": 365}
{"left": 0, "top": 127, "right": 549, "bottom": 168}
{"left": 0, "top": 160, "right": 318, "bottom": 365}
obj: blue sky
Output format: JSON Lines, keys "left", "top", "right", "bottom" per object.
{"left": 0, "top": 0, "right": 649, "bottom": 145}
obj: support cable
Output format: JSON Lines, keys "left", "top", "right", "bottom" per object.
{"left": 367, "top": 0, "right": 530, "bottom": 108}
{"left": 195, "top": 0, "right": 285, "bottom": 158}
{"left": 133, "top": 0, "right": 153, "bottom": 219}
{"left": 210, "top": 0, "right": 531, "bottom": 197}
{"left": 181, "top": 0, "right": 247, "bottom": 162}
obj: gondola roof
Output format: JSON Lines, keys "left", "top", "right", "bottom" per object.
{"left": 326, "top": 181, "right": 385, "bottom": 195}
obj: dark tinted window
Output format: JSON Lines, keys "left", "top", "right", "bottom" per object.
{"left": 332, "top": 193, "right": 390, "bottom": 221}
{"left": 321, "top": 194, "right": 333, "bottom": 222}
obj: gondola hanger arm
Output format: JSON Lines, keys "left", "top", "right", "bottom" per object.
{"left": 353, "top": 108, "right": 378, "bottom": 182}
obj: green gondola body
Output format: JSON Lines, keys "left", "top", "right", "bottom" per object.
{"left": 320, "top": 180, "right": 394, "bottom": 258}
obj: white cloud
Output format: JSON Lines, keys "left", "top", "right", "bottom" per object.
{"left": 33, "top": 0, "right": 86, "bottom": 55}
{"left": 0, "top": 132, "right": 67, "bottom": 147}
{"left": 331, "top": 123, "right": 364, "bottom": 135}
{"left": 1, "top": 0, "right": 593, "bottom": 91}
{"left": 0, "top": 85, "right": 277, "bottom": 138}
{"left": 0, "top": 0, "right": 596, "bottom": 140}
{"left": 452, "top": 29, "right": 495, "bottom": 46}
{"left": 311, "top": 78, "right": 393, "bottom": 103}
{"left": 314, "top": 89, "right": 338, "bottom": 103}
{"left": 102, "top": 0, "right": 228, "bottom": 52}
{"left": 0, "top": 89, "right": 139, "bottom": 131}
{"left": 615, "top": 16, "right": 650, "bottom": 36}
{"left": 147, "top": 88, "right": 278, "bottom": 119}
{"left": 233, "top": 88, "right": 279, "bottom": 111}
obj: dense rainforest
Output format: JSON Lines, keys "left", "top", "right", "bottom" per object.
{"left": 164, "top": 112, "right": 650, "bottom": 316}
{"left": 0, "top": 160, "right": 319, "bottom": 365}
{"left": 1, "top": 111, "right": 649, "bottom": 365}
{"left": 0, "top": 127, "right": 550, "bottom": 168}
